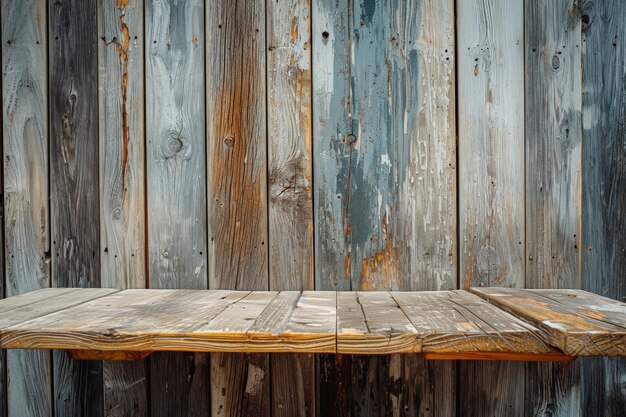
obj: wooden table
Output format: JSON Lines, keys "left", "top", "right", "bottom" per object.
{"left": 0, "top": 288, "right": 623, "bottom": 361}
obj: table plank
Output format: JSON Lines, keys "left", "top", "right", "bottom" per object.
{"left": 471, "top": 287, "right": 626, "bottom": 355}
{"left": 337, "top": 292, "right": 419, "bottom": 354}
{"left": 392, "top": 291, "right": 549, "bottom": 353}
{"left": 0, "top": 288, "right": 623, "bottom": 356}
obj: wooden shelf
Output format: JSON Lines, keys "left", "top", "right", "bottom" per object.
{"left": 0, "top": 288, "right": 622, "bottom": 360}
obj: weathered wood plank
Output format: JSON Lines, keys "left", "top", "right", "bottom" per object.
{"left": 146, "top": 0, "right": 206, "bottom": 289}
{"left": 424, "top": 350, "right": 574, "bottom": 361}
{"left": 312, "top": 1, "right": 352, "bottom": 410}
{"left": 2, "top": 2, "right": 50, "bottom": 414}
{"left": 99, "top": 0, "right": 145, "bottom": 291}
{"left": 392, "top": 291, "right": 548, "bottom": 353}
{"left": 337, "top": 292, "right": 419, "bottom": 354}
{"left": 145, "top": 1, "right": 207, "bottom": 415}
{"left": 314, "top": 0, "right": 457, "bottom": 413}
{"left": 0, "top": 113, "right": 5, "bottom": 417}
{"left": 97, "top": 1, "right": 147, "bottom": 416}
{"left": 206, "top": 0, "right": 269, "bottom": 416}
{"left": 580, "top": 0, "right": 626, "bottom": 415}
{"left": 70, "top": 350, "right": 152, "bottom": 361}
{"left": 0, "top": 288, "right": 119, "bottom": 328}
{"left": 49, "top": 0, "right": 102, "bottom": 415}
{"left": 524, "top": 2, "right": 583, "bottom": 412}
{"left": 472, "top": 287, "right": 626, "bottom": 355}
{"left": 458, "top": 0, "right": 525, "bottom": 289}
{"left": 267, "top": 1, "right": 314, "bottom": 413}
{"left": 458, "top": 0, "right": 525, "bottom": 415}
{"left": 267, "top": 0, "right": 313, "bottom": 293}
{"left": 0, "top": 290, "right": 337, "bottom": 353}
{"left": 525, "top": 0, "right": 582, "bottom": 291}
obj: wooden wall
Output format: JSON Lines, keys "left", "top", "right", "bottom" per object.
{"left": 0, "top": 0, "right": 624, "bottom": 416}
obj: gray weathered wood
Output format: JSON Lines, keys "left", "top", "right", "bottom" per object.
{"left": 98, "top": 1, "right": 147, "bottom": 416}
{"left": 580, "top": 0, "right": 626, "bottom": 415}
{"left": 2, "top": 0, "right": 50, "bottom": 415}
{"left": 145, "top": 1, "right": 208, "bottom": 416}
{"left": 458, "top": 0, "right": 525, "bottom": 289}
{"left": 524, "top": 1, "right": 583, "bottom": 414}
{"left": 98, "top": 0, "right": 145, "bottom": 291}
{"left": 525, "top": 0, "right": 582, "bottom": 290}
{"left": 458, "top": 0, "right": 525, "bottom": 415}
{"left": 0, "top": 98, "right": 5, "bottom": 417}
{"left": 49, "top": 0, "right": 103, "bottom": 415}
{"left": 266, "top": 1, "right": 315, "bottom": 414}
{"left": 206, "top": 0, "right": 269, "bottom": 416}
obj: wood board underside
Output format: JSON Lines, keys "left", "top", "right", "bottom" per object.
{"left": 0, "top": 288, "right": 622, "bottom": 355}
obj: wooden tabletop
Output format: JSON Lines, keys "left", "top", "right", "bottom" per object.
{"left": 0, "top": 288, "right": 622, "bottom": 357}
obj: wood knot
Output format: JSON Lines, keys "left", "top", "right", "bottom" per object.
{"left": 223, "top": 135, "right": 235, "bottom": 147}
{"left": 346, "top": 133, "right": 357, "bottom": 145}
{"left": 551, "top": 54, "right": 560, "bottom": 70}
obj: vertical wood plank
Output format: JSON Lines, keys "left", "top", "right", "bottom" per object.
{"left": 458, "top": 0, "right": 525, "bottom": 289}
{"left": 49, "top": 0, "right": 102, "bottom": 415}
{"left": 145, "top": 0, "right": 208, "bottom": 416}
{"left": 206, "top": 1, "right": 269, "bottom": 416}
{"left": 98, "top": 1, "right": 147, "bottom": 416}
{"left": 2, "top": 0, "right": 51, "bottom": 416}
{"left": 580, "top": 1, "right": 626, "bottom": 415}
{"left": 524, "top": 1, "right": 582, "bottom": 416}
{"left": 312, "top": 1, "right": 353, "bottom": 412}
{"left": 267, "top": 1, "right": 315, "bottom": 416}
{"left": 314, "top": 0, "right": 456, "bottom": 415}
{"left": 525, "top": 0, "right": 582, "bottom": 290}
{"left": 458, "top": 0, "right": 525, "bottom": 416}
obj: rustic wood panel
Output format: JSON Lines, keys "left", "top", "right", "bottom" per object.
{"left": 472, "top": 288, "right": 626, "bottom": 355}
{"left": 0, "top": 104, "right": 5, "bottom": 417}
{"left": 206, "top": 0, "right": 269, "bottom": 416}
{"left": 98, "top": 0, "right": 147, "bottom": 416}
{"left": 581, "top": 2, "right": 626, "bottom": 414}
{"left": 458, "top": 0, "right": 525, "bottom": 289}
{"left": 525, "top": 0, "right": 582, "bottom": 291}
{"left": 2, "top": 0, "right": 50, "bottom": 415}
{"left": 458, "top": 0, "right": 525, "bottom": 415}
{"left": 314, "top": 0, "right": 457, "bottom": 414}
{"left": 49, "top": 0, "right": 102, "bottom": 415}
{"left": 312, "top": 0, "right": 353, "bottom": 410}
{"left": 524, "top": 1, "right": 583, "bottom": 415}
{"left": 145, "top": 0, "right": 208, "bottom": 416}
{"left": 266, "top": 1, "right": 314, "bottom": 414}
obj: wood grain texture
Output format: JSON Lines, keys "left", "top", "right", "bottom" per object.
{"left": 458, "top": 0, "right": 525, "bottom": 415}
{"left": 98, "top": 1, "right": 147, "bottom": 416}
{"left": 145, "top": 1, "right": 207, "bottom": 416}
{"left": 458, "top": 0, "right": 525, "bottom": 289}
{"left": 314, "top": 0, "right": 457, "bottom": 414}
{"left": 206, "top": 0, "right": 267, "bottom": 290}
{"left": 0, "top": 120, "right": 5, "bottom": 417}
{"left": 472, "top": 287, "right": 626, "bottom": 355}
{"left": 525, "top": 0, "right": 582, "bottom": 291}
{"left": 2, "top": 0, "right": 50, "bottom": 416}
{"left": 581, "top": 0, "right": 626, "bottom": 415}
{"left": 146, "top": 0, "right": 206, "bottom": 290}
{"left": 525, "top": 2, "right": 583, "bottom": 413}
{"left": 267, "top": 0, "right": 313, "bottom": 291}
{"left": 99, "top": 0, "right": 145, "bottom": 291}
{"left": 206, "top": 1, "right": 269, "bottom": 416}
{"left": 49, "top": 0, "right": 102, "bottom": 415}
{"left": 0, "top": 290, "right": 335, "bottom": 353}
{"left": 266, "top": 2, "right": 314, "bottom": 414}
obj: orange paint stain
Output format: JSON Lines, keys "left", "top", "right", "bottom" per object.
{"left": 360, "top": 216, "right": 399, "bottom": 290}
